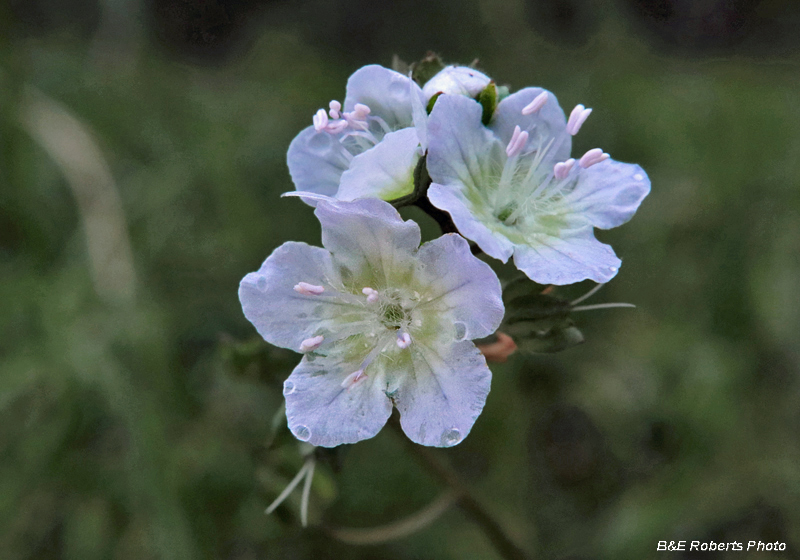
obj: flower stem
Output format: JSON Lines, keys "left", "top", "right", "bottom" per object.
{"left": 325, "top": 491, "right": 457, "bottom": 545}
{"left": 388, "top": 415, "right": 531, "bottom": 560}
{"left": 404, "top": 155, "right": 459, "bottom": 234}
{"left": 414, "top": 193, "right": 460, "bottom": 234}
{"left": 405, "top": 155, "right": 483, "bottom": 255}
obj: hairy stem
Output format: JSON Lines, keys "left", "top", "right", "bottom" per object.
{"left": 410, "top": 155, "right": 459, "bottom": 233}
{"left": 388, "top": 415, "right": 531, "bottom": 560}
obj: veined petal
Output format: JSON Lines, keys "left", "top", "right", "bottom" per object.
{"left": 344, "top": 65, "right": 424, "bottom": 130}
{"left": 416, "top": 233, "right": 504, "bottom": 340}
{"left": 490, "top": 87, "right": 571, "bottom": 165}
{"left": 315, "top": 199, "right": 421, "bottom": 287}
{"left": 567, "top": 159, "right": 651, "bottom": 229}
{"left": 427, "top": 183, "right": 515, "bottom": 262}
{"left": 239, "top": 242, "right": 365, "bottom": 350}
{"left": 285, "top": 347, "right": 392, "bottom": 447}
{"left": 337, "top": 128, "right": 420, "bottom": 202}
{"left": 287, "top": 125, "right": 351, "bottom": 201}
{"left": 427, "top": 94, "right": 499, "bottom": 194}
{"left": 411, "top": 80, "right": 429, "bottom": 151}
{"left": 512, "top": 228, "right": 621, "bottom": 285}
{"left": 393, "top": 341, "right": 491, "bottom": 447}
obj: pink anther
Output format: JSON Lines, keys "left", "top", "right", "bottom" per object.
{"left": 325, "top": 120, "right": 349, "bottom": 134}
{"left": 522, "top": 91, "right": 548, "bottom": 115}
{"left": 328, "top": 100, "right": 341, "bottom": 119}
{"left": 505, "top": 125, "right": 529, "bottom": 158}
{"left": 294, "top": 282, "right": 325, "bottom": 295}
{"left": 352, "top": 103, "right": 371, "bottom": 119}
{"left": 341, "top": 369, "right": 366, "bottom": 389}
{"left": 553, "top": 158, "right": 576, "bottom": 180}
{"left": 578, "top": 148, "right": 609, "bottom": 169}
{"left": 312, "top": 109, "right": 329, "bottom": 132}
{"left": 396, "top": 332, "right": 412, "bottom": 349}
{"left": 362, "top": 287, "right": 380, "bottom": 303}
{"left": 566, "top": 104, "right": 592, "bottom": 136}
{"left": 299, "top": 335, "right": 324, "bottom": 352}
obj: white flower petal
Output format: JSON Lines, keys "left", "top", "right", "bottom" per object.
{"left": 286, "top": 126, "right": 352, "bottom": 202}
{"left": 427, "top": 183, "right": 515, "bottom": 262}
{"left": 285, "top": 349, "right": 392, "bottom": 447}
{"left": 512, "top": 228, "right": 622, "bottom": 285}
{"left": 416, "top": 233, "right": 504, "bottom": 340}
{"left": 427, "top": 94, "right": 500, "bottom": 195}
{"left": 239, "top": 242, "right": 363, "bottom": 350}
{"left": 344, "top": 65, "right": 424, "bottom": 130}
{"left": 411, "top": 81, "right": 429, "bottom": 151}
{"left": 338, "top": 128, "right": 420, "bottom": 202}
{"left": 393, "top": 341, "right": 491, "bottom": 447}
{"left": 315, "top": 198, "right": 421, "bottom": 285}
{"left": 567, "top": 160, "right": 651, "bottom": 229}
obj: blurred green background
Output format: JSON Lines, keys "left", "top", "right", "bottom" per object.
{"left": 2, "top": 0, "right": 800, "bottom": 558}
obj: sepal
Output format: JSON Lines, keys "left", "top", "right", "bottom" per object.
{"left": 476, "top": 82, "right": 498, "bottom": 125}
{"left": 500, "top": 284, "right": 585, "bottom": 354}
{"left": 411, "top": 52, "right": 446, "bottom": 87}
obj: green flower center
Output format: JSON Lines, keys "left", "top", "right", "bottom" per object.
{"left": 381, "top": 302, "right": 408, "bottom": 329}
{"left": 496, "top": 204, "right": 516, "bottom": 224}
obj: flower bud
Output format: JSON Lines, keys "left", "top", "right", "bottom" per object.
{"left": 422, "top": 66, "right": 492, "bottom": 101}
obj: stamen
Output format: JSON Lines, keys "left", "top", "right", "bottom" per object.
{"left": 294, "top": 282, "right": 325, "bottom": 295}
{"left": 343, "top": 117, "right": 369, "bottom": 131}
{"left": 499, "top": 135, "right": 558, "bottom": 225}
{"left": 352, "top": 103, "right": 371, "bottom": 119}
{"left": 396, "top": 332, "right": 412, "bottom": 349}
{"left": 362, "top": 287, "right": 380, "bottom": 303}
{"left": 519, "top": 135, "right": 556, "bottom": 190}
{"left": 370, "top": 115, "right": 392, "bottom": 135}
{"left": 341, "top": 103, "right": 373, "bottom": 132}
{"left": 522, "top": 91, "right": 548, "bottom": 115}
{"left": 579, "top": 148, "right": 609, "bottom": 168}
{"left": 505, "top": 125, "right": 529, "bottom": 158}
{"left": 325, "top": 119, "right": 348, "bottom": 134}
{"left": 312, "top": 109, "right": 329, "bottom": 132}
{"left": 328, "top": 100, "right": 341, "bottom": 119}
{"left": 566, "top": 104, "right": 592, "bottom": 136}
{"left": 341, "top": 369, "right": 366, "bottom": 389}
{"left": 299, "top": 335, "right": 324, "bottom": 352}
{"left": 553, "top": 158, "right": 576, "bottom": 180}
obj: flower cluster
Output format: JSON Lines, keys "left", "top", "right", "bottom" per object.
{"left": 240, "top": 60, "right": 650, "bottom": 448}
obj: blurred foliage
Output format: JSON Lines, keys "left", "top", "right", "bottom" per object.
{"left": 1, "top": 1, "right": 800, "bottom": 559}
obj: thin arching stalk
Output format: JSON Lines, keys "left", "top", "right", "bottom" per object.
{"left": 388, "top": 415, "right": 532, "bottom": 560}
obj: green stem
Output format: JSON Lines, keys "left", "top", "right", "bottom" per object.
{"left": 325, "top": 491, "right": 457, "bottom": 545}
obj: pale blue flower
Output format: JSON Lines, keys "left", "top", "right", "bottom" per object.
{"left": 426, "top": 90, "right": 651, "bottom": 285}
{"left": 239, "top": 198, "right": 504, "bottom": 447}
{"left": 287, "top": 65, "right": 427, "bottom": 203}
